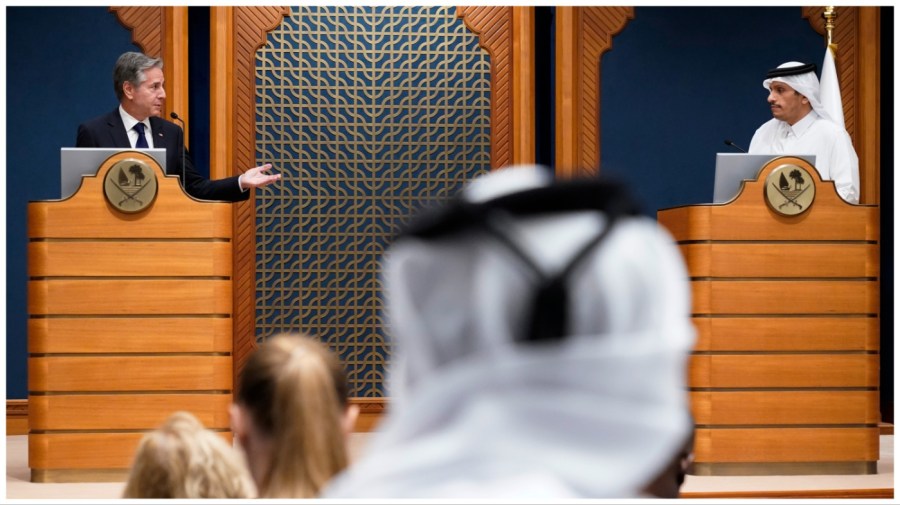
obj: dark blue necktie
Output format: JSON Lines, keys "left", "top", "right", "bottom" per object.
{"left": 134, "top": 122, "right": 149, "bottom": 148}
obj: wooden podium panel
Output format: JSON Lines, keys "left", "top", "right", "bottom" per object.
{"left": 659, "top": 156, "right": 880, "bottom": 476}
{"left": 27, "top": 151, "right": 234, "bottom": 482}
{"left": 29, "top": 394, "right": 233, "bottom": 430}
{"left": 691, "top": 391, "right": 880, "bottom": 425}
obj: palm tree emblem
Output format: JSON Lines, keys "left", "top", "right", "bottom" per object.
{"left": 109, "top": 162, "right": 154, "bottom": 207}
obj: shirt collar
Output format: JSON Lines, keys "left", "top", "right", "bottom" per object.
{"left": 785, "top": 110, "right": 818, "bottom": 138}
{"left": 119, "top": 106, "right": 149, "bottom": 132}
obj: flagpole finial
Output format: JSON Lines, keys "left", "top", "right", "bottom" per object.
{"left": 823, "top": 6, "right": 837, "bottom": 50}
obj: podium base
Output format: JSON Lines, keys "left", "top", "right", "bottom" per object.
{"left": 692, "top": 461, "right": 877, "bottom": 476}
{"left": 31, "top": 469, "right": 129, "bottom": 484}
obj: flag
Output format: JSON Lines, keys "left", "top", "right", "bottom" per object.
{"left": 820, "top": 45, "right": 845, "bottom": 130}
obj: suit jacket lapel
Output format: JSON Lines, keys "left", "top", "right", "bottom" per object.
{"left": 106, "top": 109, "right": 131, "bottom": 148}
{"left": 149, "top": 116, "right": 178, "bottom": 176}
{"left": 149, "top": 117, "right": 175, "bottom": 151}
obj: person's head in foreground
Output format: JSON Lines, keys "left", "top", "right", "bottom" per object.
{"left": 122, "top": 410, "right": 255, "bottom": 498}
{"left": 230, "top": 333, "right": 358, "bottom": 498}
{"left": 325, "top": 165, "right": 696, "bottom": 498}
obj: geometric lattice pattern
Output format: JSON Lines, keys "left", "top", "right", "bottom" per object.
{"left": 254, "top": 6, "right": 491, "bottom": 396}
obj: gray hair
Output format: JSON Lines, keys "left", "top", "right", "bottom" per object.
{"left": 113, "top": 52, "right": 163, "bottom": 102}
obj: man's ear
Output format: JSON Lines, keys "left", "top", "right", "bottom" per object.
{"left": 122, "top": 81, "right": 135, "bottom": 101}
{"left": 341, "top": 404, "right": 360, "bottom": 436}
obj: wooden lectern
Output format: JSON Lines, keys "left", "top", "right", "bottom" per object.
{"left": 658, "top": 156, "right": 880, "bottom": 476}
{"left": 28, "top": 151, "right": 234, "bottom": 482}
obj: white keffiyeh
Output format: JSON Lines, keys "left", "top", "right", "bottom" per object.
{"left": 762, "top": 61, "right": 832, "bottom": 124}
{"left": 325, "top": 165, "right": 696, "bottom": 498}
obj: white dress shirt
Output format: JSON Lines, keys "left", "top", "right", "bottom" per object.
{"left": 749, "top": 110, "right": 859, "bottom": 204}
{"left": 119, "top": 106, "right": 155, "bottom": 149}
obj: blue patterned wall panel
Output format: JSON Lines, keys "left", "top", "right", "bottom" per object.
{"left": 254, "top": 6, "right": 491, "bottom": 396}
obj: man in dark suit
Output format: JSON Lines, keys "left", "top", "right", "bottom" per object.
{"left": 77, "top": 51, "right": 279, "bottom": 201}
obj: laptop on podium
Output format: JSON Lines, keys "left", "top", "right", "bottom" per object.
{"left": 60, "top": 148, "right": 166, "bottom": 199}
{"left": 713, "top": 153, "right": 816, "bottom": 203}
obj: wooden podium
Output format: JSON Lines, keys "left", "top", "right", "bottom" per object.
{"left": 658, "top": 156, "right": 880, "bottom": 476}
{"left": 28, "top": 151, "right": 234, "bottom": 482}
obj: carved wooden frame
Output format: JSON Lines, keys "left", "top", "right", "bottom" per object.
{"left": 110, "top": 6, "right": 165, "bottom": 57}
{"left": 216, "top": 7, "right": 290, "bottom": 382}
{"left": 457, "top": 6, "right": 516, "bottom": 169}
{"left": 555, "top": 7, "right": 634, "bottom": 178}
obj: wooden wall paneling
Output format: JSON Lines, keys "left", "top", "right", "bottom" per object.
{"left": 803, "top": 6, "right": 880, "bottom": 205}
{"left": 554, "top": 7, "right": 634, "bottom": 178}
{"left": 164, "top": 7, "right": 190, "bottom": 144}
{"left": 209, "top": 6, "right": 233, "bottom": 183}
{"left": 555, "top": 7, "right": 580, "bottom": 175}
{"left": 856, "top": 8, "right": 880, "bottom": 205}
{"left": 7, "top": 400, "right": 28, "bottom": 436}
{"left": 211, "top": 7, "right": 289, "bottom": 388}
{"left": 110, "top": 6, "right": 164, "bottom": 58}
{"left": 512, "top": 7, "right": 535, "bottom": 165}
{"left": 457, "top": 6, "right": 515, "bottom": 169}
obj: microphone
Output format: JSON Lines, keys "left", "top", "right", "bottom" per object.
{"left": 723, "top": 139, "right": 747, "bottom": 153}
{"left": 169, "top": 111, "right": 187, "bottom": 189}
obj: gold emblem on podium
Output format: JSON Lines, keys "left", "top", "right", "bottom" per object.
{"left": 764, "top": 164, "right": 815, "bottom": 216}
{"left": 103, "top": 158, "right": 158, "bottom": 213}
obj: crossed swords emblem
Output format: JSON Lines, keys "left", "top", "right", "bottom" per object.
{"left": 111, "top": 165, "right": 153, "bottom": 206}
{"left": 771, "top": 182, "right": 810, "bottom": 210}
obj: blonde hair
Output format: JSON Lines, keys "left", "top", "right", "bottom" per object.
{"left": 123, "top": 411, "right": 256, "bottom": 498}
{"left": 236, "top": 333, "right": 350, "bottom": 498}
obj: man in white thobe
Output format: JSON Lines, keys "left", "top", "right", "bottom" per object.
{"left": 749, "top": 61, "right": 860, "bottom": 204}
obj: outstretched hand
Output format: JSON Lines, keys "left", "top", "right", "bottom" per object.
{"left": 242, "top": 164, "right": 281, "bottom": 189}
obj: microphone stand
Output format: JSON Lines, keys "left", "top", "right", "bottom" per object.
{"left": 170, "top": 112, "right": 187, "bottom": 190}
